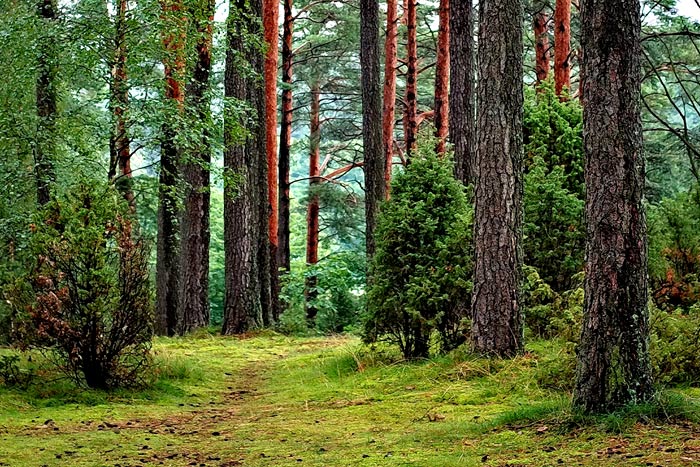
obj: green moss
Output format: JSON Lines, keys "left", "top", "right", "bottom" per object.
{"left": 0, "top": 335, "right": 698, "bottom": 466}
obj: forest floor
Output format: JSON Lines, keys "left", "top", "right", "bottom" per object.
{"left": 0, "top": 334, "right": 699, "bottom": 467}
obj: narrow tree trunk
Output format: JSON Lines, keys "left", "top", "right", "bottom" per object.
{"left": 404, "top": 0, "right": 418, "bottom": 159}
{"left": 179, "top": 0, "right": 214, "bottom": 334}
{"left": 263, "top": 0, "right": 280, "bottom": 322}
{"left": 449, "top": 0, "right": 474, "bottom": 184}
{"left": 278, "top": 0, "right": 293, "bottom": 282}
{"left": 35, "top": 0, "right": 58, "bottom": 206}
{"left": 383, "top": 0, "right": 398, "bottom": 194}
{"left": 434, "top": 0, "right": 450, "bottom": 155}
{"left": 573, "top": 0, "right": 653, "bottom": 413}
{"left": 554, "top": 0, "right": 571, "bottom": 98}
{"left": 471, "top": 0, "right": 524, "bottom": 357}
{"left": 305, "top": 85, "right": 321, "bottom": 324}
{"left": 108, "top": 0, "right": 133, "bottom": 206}
{"left": 223, "top": 0, "right": 271, "bottom": 334}
{"left": 533, "top": 6, "right": 550, "bottom": 88}
{"left": 360, "top": 0, "right": 385, "bottom": 258}
{"left": 156, "top": 0, "right": 186, "bottom": 336}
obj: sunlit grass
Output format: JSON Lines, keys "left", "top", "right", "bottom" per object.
{"left": 0, "top": 334, "right": 698, "bottom": 466}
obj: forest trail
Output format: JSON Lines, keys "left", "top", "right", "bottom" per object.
{"left": 1, "top": 335, "right": 699, "bottom": 466}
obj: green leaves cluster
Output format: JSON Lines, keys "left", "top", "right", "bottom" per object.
{"left": 364, "top": 137, "right": 472, "bottom": 359}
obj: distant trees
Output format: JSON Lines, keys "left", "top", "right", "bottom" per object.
{"left": 573, "top": 0, "right": 653, "bottom": 412}
{"left": 470, "top": 0, "right": 524, "bottom": 357}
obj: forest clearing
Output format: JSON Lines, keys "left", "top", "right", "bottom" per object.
{"left": 1, "top": 334, "right": 699, "bottom": 466}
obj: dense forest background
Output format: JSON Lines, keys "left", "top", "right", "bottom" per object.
{"left": 1, "top": 0, "right": 700, "bottom": 412}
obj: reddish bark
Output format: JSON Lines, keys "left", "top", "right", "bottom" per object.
{"left": 156, "top": 0, "right": 186, "bottom": 336}
{"left": 434, "top": 0, "right": 450, "bottom": 155}
{"left": 109, "top": 0, "right": 133, "bottom": 206}
{"left": 278, "top": 0, "right": 293, "bottom": 275}
{"left": 554, "top": 0, "right": 571, "bottom": 98}
{"left": 262, "top": 0, "right": 280, "bottom": 321}
{"left": 534, "top": 8, "right": 550, "bottom": 89}
{"left": 404, "top": 0, "right": 418, "bottom": 158}
{"left": 305, "top": 84, "right": 321, "bottom": 324}
{"left": 383, "top": 0, "right": 398, "bottom": 195}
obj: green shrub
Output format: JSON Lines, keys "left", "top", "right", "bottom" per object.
{"left": 650, "top": 304, "right": 700, "bottom": 385}
{"left": 8, "top": 183, "right": 154, "bottom": 389}
{"left": 364, "top": 136, "right": 472, "bottom": 359}
{"left": 523, "top": 83, "right": 585, "bottom": 292}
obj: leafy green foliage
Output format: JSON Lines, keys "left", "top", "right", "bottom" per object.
{"left": 648, "top": 187, "right": 700, "bottom": 309}
{"left": 278, "top": 252, "right": 366, "bottom": 335}
{"left": 8, "top": 183, "right": 154, "bottom": 389}
{"left": 650, "top": 304, "right": 700, "bottom": 386}
{"left": 523, "top": 82, "right": 585, "bottom": 292}
{"left": 364, "top": 137, "right": 472, "bottom": 359}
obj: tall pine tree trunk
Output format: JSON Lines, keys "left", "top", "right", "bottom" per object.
{"left": 554, "top": 0, "right": 571, "bottom": 97}
{"left": 573, "top": 0, "right": 653, "bottom": 413}
{"left": 179, "top": 0, "right": 214, "bottom": 333}
{"left": 305, "top": 84, "right": 321, "bottom": 323}
{"left": 533, "top": 5, "right": 550, "bottom": 88}
{"left": 35, "top": 0, "right": 58, "bottom": 206}
{"left": 156, "top": 0, "right": 186, "bottom": 336}
{"left": 404, "top": 0, "right": 418, "bottom": 159}
{"left": 383, "top": 0, "right": 398, "bottom": 194}
{"left": 263, "top": 0, "right": 280, "bottom": 322}
{"left": 434, "top": 0, "right": 450, "bottom": 155}
{"left": 278, "top": 0, "right": 293, "bottom": 285}
{"left": 449, "top": 0, "right": 474, "bottom": 184}
{"left": 471, "top": 0, "right": 524, "bottom": 357}
{"left": 360, "top": 0, "right": 385, "bottom": 258}
{"left": 108, "top": 0, "right": 133, "bottom": 206}
{"left": 223, "top": 0, "right": 271, "bottom": 334}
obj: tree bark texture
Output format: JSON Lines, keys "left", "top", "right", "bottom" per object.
{"left": 278, "top": 0, "right": 293, "bottom": 278}
{"left": 223, "top": 0, "right": 272, "bottom": 334}
{"left": 534, "top": 7, "right": 550, "bottom": 87}
{"left": 434, "top": 0, "right": 450, "bottom": 155}
{"left": 179, "top": 0, "right": 214, "bottom": 334}
{"left": 471, "top": 0, "right": 524, "bottom": 357}
{"left": 360, "top": 0, "right": 385, "bottom": 258}
{"left": 305, "top": 85, "right": 321, "bottom": 323}
{"left": 383, "top": 0, "right": 398, "bottom": 195}
{"left": 573, "top": 0, "right": 653, "bottom": 413}
{"left": 108, "top": 0, "right": 133, "bottom": 206}
{"left": 404, "top": 0, "right": 418, "bottom": 159}
{"left": 554, "top": 0, "right": 571, "bottom": 97}
{"left": 35, "top": 0, "right": 58, "bottom": 206}
{"left": 263, "top": 0, "right": 280, "bottom": 321}
{"left": 448, "top": 0, "right": 474, "bottom": 184}
{"left": 156, "top": 0, "right": 186, "bottom": 336}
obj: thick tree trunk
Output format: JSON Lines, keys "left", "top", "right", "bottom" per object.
{"left": 533, "top": 6, "right": 550, "bottom": 88}
{"left": 222, "top": 0, "right": 271, "bottom": 334}
{"left": 263, "top": 0, "right": 280, "bottom": 321}
{"left": 278, "top": 0, "right": 293, "bottom": 282}
{"left": 471, "top": 0, "right": 524, "bottom": 357}
{"left": 305, "top": 85, "right": 321, "bottom": 323}
{"left": 108, "top": 0, "right": 133, "bottom": 206}
{"left": 448, "top": 0, "right": 474, "bottom": 184}
{"left": 554, "top": 0, "right": 571, "bottom": 97}
{"left": 35, "top": 0, "right": 58, "bottom": 206}
{"left": 573, "top": 0, "right": 653, "bottom": 413}
{"left": 360, "top": 0, "right": 385, "bottom": 258}
{"left": 434, "top": 0, "right": 450, "bottom": 155}
{"left": 383, "top": 0, "right": 398, "bottom": 194}
{"left": 179, "top": 0, "right": 214, "bottom": 334}
{"left": 404, "top": 0, "right": 418, "bottom": 159}
{"left": 156, "top": 0, "right": 186, "bottom": 336}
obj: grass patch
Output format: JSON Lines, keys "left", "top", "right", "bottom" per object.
{"left": 0, "top": 335, "right": 698, "bottom": 467}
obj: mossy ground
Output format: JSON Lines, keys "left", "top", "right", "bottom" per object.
{"left": 1, "top": 334, "right": 698, "bottom": 466}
